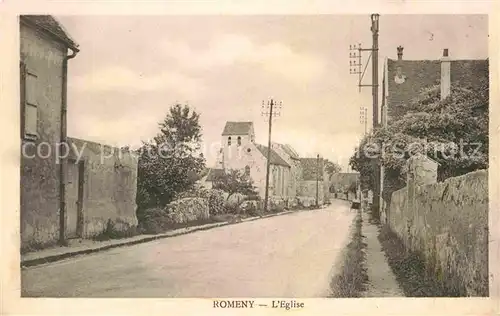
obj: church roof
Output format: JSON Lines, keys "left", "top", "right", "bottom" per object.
{"left": 255, "top": 144, "right": 290, "bottom": 167}
{"left": 222, "top": 122, "right": 254, "bottom": 136}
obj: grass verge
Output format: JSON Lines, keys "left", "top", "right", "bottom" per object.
{"left": 377, "top": 224, "right": 466, "bottom": 297}
{"left": 329, "top": 211, "right": 368, "bottom": 297}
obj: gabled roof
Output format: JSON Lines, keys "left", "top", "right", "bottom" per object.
{"left": 20, "top": 15, "right": 79, "bottom": 50}
{"left": 222, "top": 122, "right": 254, "bottom": 136}
{"left": 300, "top": 158, "right": 325, "bottom": 181}
{"left": 281, "top": 144, "right": 300, "bottom": 160}
{"left": 255, "top": 144, "right": 290, "bottom": 167}
{"left": 385, "top": 58, "right": 488, "bottom": 122}
{"left": 271, "top": 142, "right": 300, "bottom": 162}
{"left": 205, "top": 168, "right": 225, "bottom": 181}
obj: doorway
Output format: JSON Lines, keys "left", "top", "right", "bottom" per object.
{"left": 66, "top": 159, "right": 84, "bottom": 238}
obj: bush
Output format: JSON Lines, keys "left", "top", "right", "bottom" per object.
{"left": 174, "top": 185, "right": 210, "bottom": 200}
{"left": 139, "top": 207, "right": 173, "bottom": 234}
{"left": 167, "top": 197, "right": 209, "bottom": 224}
{"left": 269, "top": 198, "right": 286, "bottom": 213}
{"left": 207, "top": 189, "right": 226, "bottom": 215}
{"left": 225, "top": 193, "right": 246, "bottom": 208}
{"left": 240, "top": 200, "right": 261, "bottom": 217}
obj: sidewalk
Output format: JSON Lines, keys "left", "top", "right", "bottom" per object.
{"left": 361, "top": 211, "right": 405, "bottom": 297}
{"left": 21, "top": 210, "right": 295, "bottom": 268}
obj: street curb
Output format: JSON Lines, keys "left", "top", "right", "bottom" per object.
{"left": 21, "top": 210, "right": 296, "bottom": 269}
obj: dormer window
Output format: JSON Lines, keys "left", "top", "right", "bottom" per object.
{"left": 228, "top": 137, "right": 231, "bottom": 146}
{"left": 237, "top": 136, "right": 242, "bottom": 146}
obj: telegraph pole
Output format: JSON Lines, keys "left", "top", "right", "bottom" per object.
{"left": 349, "top": 13, "right": 380, "bottom": 128}
{"left": 261, "top": 98, "right": 282, "bottom": 213}
{"left": 371, "top": 13, "right": 380, "bottom": 128}
{"left": 349, "top": 13, "right": 381, "bottom": 218}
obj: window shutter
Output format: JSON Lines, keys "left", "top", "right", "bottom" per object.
{"left": 24, "top": 69, "right": 38, "bottom": 139}
{"left": 20, "top": 62, "right": 26, "bottom": 139}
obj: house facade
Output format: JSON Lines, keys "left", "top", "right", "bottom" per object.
{"left": 379, "top": 46, "right": 489, "bottom": 214}
{"left": 20, "top": 16, "right": 138, "bottom": 251}
{"left": 271, "top": 142, "right": 302, "bottom": 200}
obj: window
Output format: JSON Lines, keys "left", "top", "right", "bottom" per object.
{"left": 237, "top": 136, "right": 242, "bottom": 146}
{"left": 228, "top": 137, "right": 231, "bottom": 145}
{"left": 20, "top": 62, "right": 38, "bottom": 140}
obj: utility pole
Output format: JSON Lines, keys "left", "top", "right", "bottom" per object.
{"left": 349, "top": 13, "right": 381, "bottom": 218}
{"left": 261, "top": 98, "right": 282, "bottom": 213}
{"left": 349, "top": 14, "right": 380, "bottom": 128}
{"left": 316, "top": 154, "right": 320, "bottom": 208}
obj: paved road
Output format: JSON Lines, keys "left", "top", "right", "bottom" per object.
{"left": 22, "top": 201, "right": 355, "bottom": 298}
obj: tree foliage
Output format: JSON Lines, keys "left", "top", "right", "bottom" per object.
{"left": 136, "top": 104, "right": 206, "bottom": 211}
{"left": 324, "top": 159, "right": 342, "bottom": 179}
{"left": 350, "top": 73, "right": 488, "bottom": 190}
{"left": 212, "top": 169, "right": 259, "bottom": 201}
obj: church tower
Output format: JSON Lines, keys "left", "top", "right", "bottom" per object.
{"left": 220, "top": 122, "right": 255, "bottom": 170}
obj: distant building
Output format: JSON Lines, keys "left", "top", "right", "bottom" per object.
{"left": 20, "top": 16, "right": 137, "bottom": 251}
{"left": 298, "top": 157, "right": 329, "bottom": 206}
{"left": 205, "top": 122, "right": 292, "bottom": 203}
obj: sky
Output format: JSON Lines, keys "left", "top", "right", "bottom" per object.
{"left": 57, "top": 14, "right": 488, "bottom": 171}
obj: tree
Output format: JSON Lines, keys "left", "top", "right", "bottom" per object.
{"left": 349, "top": 71, "right": 488, "bottom": 198}
{"left": 136, "top": 104, "right": 206, "bottom": 211}
{"left": 324, "top": 159, "right": 342, "bottom": 180}
{"left": 212, "top": 169, "right": 259, "bottom": 201}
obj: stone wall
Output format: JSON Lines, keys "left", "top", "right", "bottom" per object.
{"left": 387, "top": 169, "right": 488, "bottom": 296}
{"left": 68, "top": 138, "right": 138, "bottom": 237}
{"left": 20, "top": 23, "right": 67, "bottom": 250}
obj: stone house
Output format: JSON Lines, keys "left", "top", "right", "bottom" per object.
{"left": 379, "top": 46, "right": 488, "bottom": 213}
{"left": 381, "top": 46, "right": 489, "bottom": 126}
{"left": 20, "top": 15, "right": 138, "bottom": 251}
{"left": 271, "top": 142, "right": 302, "bottom": 201}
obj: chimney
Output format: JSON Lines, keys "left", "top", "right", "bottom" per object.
{"left": 440, "top": 48, "right": 451, "bottom": 100}
{"left": 397, "top": 46, "right": 404, "bottom": 60}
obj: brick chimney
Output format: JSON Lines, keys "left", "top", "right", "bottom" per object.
{"left": 397, "top": 46, "right": 404, "bottom": 60}
{"left": 440, "top": 48, "right": 451, "bottom": 100}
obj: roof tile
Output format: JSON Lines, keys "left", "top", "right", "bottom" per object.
{"left": 255, "top": 144, "right": 290, "bottom": 167}
{"left": 222, "top": 122, "right": 254, "bottom": 136}
{"left": 386, "top": 58, "right": 488, "bottom": 123}
{"left": 21, "top": 15, "right": 79, "bottom": 49}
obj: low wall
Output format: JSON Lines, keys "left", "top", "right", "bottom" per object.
{"left": 388, "top": 169, "right": 488, "bottom": 296}
{"left": 68, "top": 138, "right": 138, "bottom": 237}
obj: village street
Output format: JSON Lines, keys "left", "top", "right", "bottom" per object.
{"left": 22, "top": 201, "right": 355, "bottom": 298}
